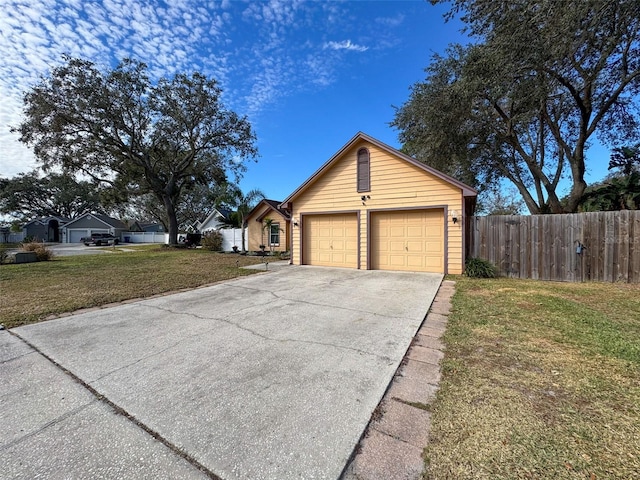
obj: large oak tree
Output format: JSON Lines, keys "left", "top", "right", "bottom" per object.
{"left": 14, "top": 57, "right": 258, "bottom": 243}
{"left": 393, "top": 0, "right": 640, "bottom": 213}
{"left": 0, "top": 171, "right": 103, "bottom": 221}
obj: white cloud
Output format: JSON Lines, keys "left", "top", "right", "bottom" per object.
{"left": 375, "top": 14, "right": 405, "bottom": 28}
{"left": 0, "top": 0, "right": 395, "bottom": 177}
{"left": 323, "top": 40, "right": 368, "bottom": 52}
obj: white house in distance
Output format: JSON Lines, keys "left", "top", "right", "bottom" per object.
{"left": 194, "top": 207, "right": 233, "bottom": 232}
{"left": 195, "top": 207, "right": 247, "bottom": 251}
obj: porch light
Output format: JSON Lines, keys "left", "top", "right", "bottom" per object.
{"left": 450, "top": 210, "right": 459, "bottom": 224}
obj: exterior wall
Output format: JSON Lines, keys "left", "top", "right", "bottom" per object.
{"left": 246, "top": 204, "right": 290, "bottom": 252}
{"left": 24, "top": 223, "right": 47, "bottom": 241}
{"left": 63, "top": 215, "right": 108, "bottom": 229}
{"left": 199, "top": 215, "right": 224, "bottom": 232}
{"left": 290, "top": 140, "right": 465, "bottom": 274}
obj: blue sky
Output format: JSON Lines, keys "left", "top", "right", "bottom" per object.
{"left": 0, "top": 0, "right": 610, "bottom": 203}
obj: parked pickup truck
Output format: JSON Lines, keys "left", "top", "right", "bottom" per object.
{"left": 82, "top": 233, "right": 119, "bottom": 246}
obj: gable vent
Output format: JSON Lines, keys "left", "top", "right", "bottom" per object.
{"left": 357, "top": 148, "right": 370, "bottom": 192}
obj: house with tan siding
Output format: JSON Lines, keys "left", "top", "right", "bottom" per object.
{"left": 280, "top": 132, "right": 477, "bottom": 274}
{"left": 246, "top": 199, "right": 291, "bottom": 252}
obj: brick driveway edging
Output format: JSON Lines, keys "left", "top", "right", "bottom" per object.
{"left": 342, "top": 279, "right": 455, "bottom": 480}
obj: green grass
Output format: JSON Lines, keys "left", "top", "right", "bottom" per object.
{"left": 0, "top": 246, "right": 263, "bottom": 328}
{"left": 424, "top": 278, "right": 640, "bottom": 479}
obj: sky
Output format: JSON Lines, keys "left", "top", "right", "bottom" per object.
{"left": 0, "top": 0, "right": 611, "bottom": 205}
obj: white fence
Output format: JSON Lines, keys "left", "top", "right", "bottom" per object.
{"left": 121, "top": 228, "right": 247, "bottom": 251}
{"left": 0, "top": 232, "right": 26, "bottom": 243}
{"left": 218, "top": 228, "right": 247, "bottom": 251}
{"left": 121, "top": 232, "right": 168, "bottom": 244}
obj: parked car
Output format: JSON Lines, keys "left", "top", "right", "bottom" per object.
{"left": 82, "top": 233, "right": 119, "bottom": 246}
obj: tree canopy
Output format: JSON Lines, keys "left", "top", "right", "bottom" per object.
{"left": 0, "top": 171, "right": 103, "bottom": 222}
{"left": 578, "top": 144, "right": 640, "bottom": 211}
{"left": 14, "top": 57, "right": 258, "bottom": 243}
{"left": 393, "top": 0, "right": 640, "bottom": 214}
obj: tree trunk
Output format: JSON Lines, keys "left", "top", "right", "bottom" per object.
{"left": 241, "top": 216, "right": 247, "bottom": 252}
{"left": 162, "top": 194, "right": 180, "bottom": 245}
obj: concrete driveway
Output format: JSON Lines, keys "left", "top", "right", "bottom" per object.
{"left": 2, "top": 266, "right": 442, "bottom": 480}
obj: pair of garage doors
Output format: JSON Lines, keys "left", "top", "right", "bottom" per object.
{"left": 302, "top": 209, "right": 445, "bottom": 273}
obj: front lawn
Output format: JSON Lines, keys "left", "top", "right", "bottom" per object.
{"left": 0, "top": 246, "right": 263, "bottom": 328}
{"left": 425, "top": 278, "right": 640, "bottom": 479}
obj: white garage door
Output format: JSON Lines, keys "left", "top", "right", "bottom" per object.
{"left": 303, "top": 214, "right": 358, "bottom": 268}
{"left": 370, "top": 209, "right": 445, "bottom": 273}
{"left": 69, "top": 230, "right": 88, "bottom": 243}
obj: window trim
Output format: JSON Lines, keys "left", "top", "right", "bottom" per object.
{"left": 357, "top": 148, "right": 370, "bottom": 192}
{"left": 269, "top": 222, "right": 280, "bottom": 246}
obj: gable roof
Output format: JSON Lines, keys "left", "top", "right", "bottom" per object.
{"left": 63, "top": 212, "right": 127, "bottom": 229}
{"left": 196, "top": 207, "right": 232, "bottom": 230}
{"left": 281, "top": 132, "right": 477, "bottom": 206}
{"left": 247, "top": 199, "right": 292, "bottom": 223}
{"left": 23, "top": 216, "right": 70, "bottom": 227}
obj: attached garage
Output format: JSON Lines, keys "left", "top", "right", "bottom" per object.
{"left": 62, "top": 213, "right": 127, "bottom": 243}
{"left": 302, "top": 213, "right": 358, "bottom": 268}
{"left": 68, "top": 229, "right": 107, "bottom": 243}
{"left": 370, "top": 209, "right": 445, "bottom": 273}
{"left": 281, "top": 132, "right": 477, "bottom": 274}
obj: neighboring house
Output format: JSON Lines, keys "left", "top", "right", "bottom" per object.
{"left": 22, "top": 216, "right": 69, "bottom": 242}
{"left": 127, "top": 221, "right": 165, "bottom": 233}
{"left": 63, "top": 213, "right": 127, "bottom": 243}
{"left": 195, "top": 208, "right": 233, "bottom": 232}
{"left": 280, "top": 132, "right": 477, "bottom": 274}
{"left": 246, "top": 199, "right": 291, "bottom": 252}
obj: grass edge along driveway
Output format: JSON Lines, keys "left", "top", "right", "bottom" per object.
{"left": 424, "top": 277, "right": 640, "bottom": 479}
{"left": 0, "top": 246, "right": 263, "bottom": 328}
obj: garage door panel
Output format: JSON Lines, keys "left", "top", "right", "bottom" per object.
{"left": 371, "top": 209, "right": 444, "bottom": 273}
{"left": 407, "top": 241, "right": 424, "bottom": 251}
{"left": 303, "top": 214, "right": 358, "bottom": 268}
{"left": 407, "top": 226, "right": 424, "bottom": 237}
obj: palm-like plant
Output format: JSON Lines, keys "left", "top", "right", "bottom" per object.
{"left": 216, "top": 184, "right": 265, "bottom": 252}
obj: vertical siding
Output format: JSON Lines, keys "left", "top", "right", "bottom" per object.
{"left": 290, "top": 141, "right": 465, "bottom": 273}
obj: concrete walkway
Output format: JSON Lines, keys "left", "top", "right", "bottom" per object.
{"left": 2, "top": 266, "right": 443, "bottom": 480}
{"left": 343, "top": 280, "right": 455, "bottom": 479}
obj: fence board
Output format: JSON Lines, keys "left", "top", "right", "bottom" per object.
{"left": 631, "top": 214, "right": 640, "bottom": 283}
{"left": 469, "top": 211, "right": 640, "bottom": 283}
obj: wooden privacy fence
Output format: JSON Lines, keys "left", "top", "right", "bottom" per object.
{"left": 469, "top": 211, "right": 640, "bottom": 283}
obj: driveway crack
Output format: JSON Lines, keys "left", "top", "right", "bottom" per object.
{"left": 225, "top": 283, "right": 416, "bottom": 322}
{"left": 7, "top": 330, "right": 223, "bottom": 480}
{"left": 0, "top": 401, "right": 97, "bottom": 452}
{"left": 145, "top": 303, "right": 394, "bottom": 362}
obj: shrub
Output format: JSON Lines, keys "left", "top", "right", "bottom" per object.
{"left": 21, "top": 241, "right": 55, "bottom": 261}
{"left": 0, "top": 245, "right": 9, "bottom": 264}
{"left": 465, "top": 257, "right": 497, "bottom": 278}
{"left": 201, "top": 230, "right": 223, "bottom": 251}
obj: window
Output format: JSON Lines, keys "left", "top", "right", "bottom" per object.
{"left": 270, "top": 223, "right": 280, "bottom": 246}
{"left": 357, "top": 148, "right": 370, "bottom": 192}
